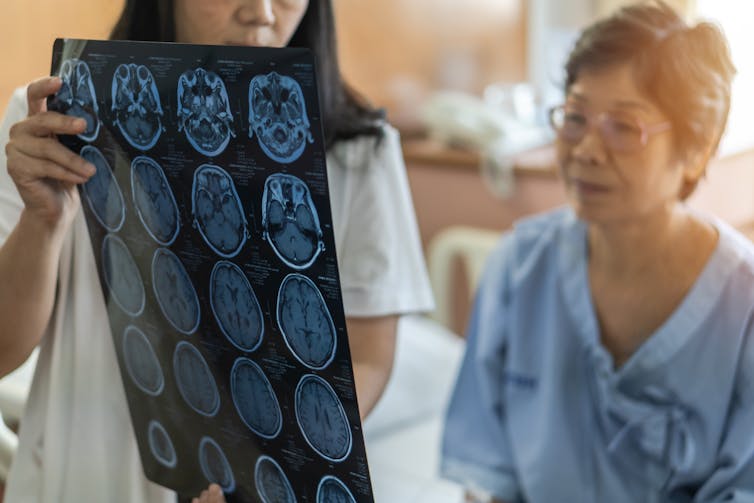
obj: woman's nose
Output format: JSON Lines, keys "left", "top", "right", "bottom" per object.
{"left": 571, "top": 126, "right": 608, "bottom": 166}
{"left": 236, "top": 0, "right": 275, "bottom": 26}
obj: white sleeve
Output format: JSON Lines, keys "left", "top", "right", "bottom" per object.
{"left": 336, "top": 125, "right": 435, "bottom": 317}
{"left": 0, "top": 87, "right": 29, "bottom": 245}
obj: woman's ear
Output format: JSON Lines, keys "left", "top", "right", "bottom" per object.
{"left": 687, "top": 142, "right": 716, "bottom": 179}
{"left": 678, "top": 144, "right": 714, "bottom": 200}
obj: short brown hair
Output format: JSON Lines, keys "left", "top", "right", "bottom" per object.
{"left": 563, "top": 1, "right": 736, "bottom": 197}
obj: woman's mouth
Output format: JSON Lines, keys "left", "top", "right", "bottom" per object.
{"left": 569, "top": 179, "right": 611, "bottom": 196}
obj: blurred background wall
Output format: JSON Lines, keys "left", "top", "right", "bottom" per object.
{"left": 0, "top": 0, "right": 527, "bottom": 127}
{"left": 0, "top": 0, "right": 124, "bottom": 109}
{"left": 334, "top": 0, "right": 526, "bottom": 131}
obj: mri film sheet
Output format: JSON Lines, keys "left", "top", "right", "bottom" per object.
{"left": 49, "top": 39, "right": 373, "bottom": 502}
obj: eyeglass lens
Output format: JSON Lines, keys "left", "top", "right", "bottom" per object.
{"left": 552, "top": 107, "right": 645, "bottom": 152}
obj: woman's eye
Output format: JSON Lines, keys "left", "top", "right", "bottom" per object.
{"left": 564, "top": 112, "right": 587, "bottom": 125}
{"left": 612, "top": 120, "right": 640, "bottom": 134}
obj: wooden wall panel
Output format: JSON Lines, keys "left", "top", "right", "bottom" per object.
{"left": 0, "top": 0, "right": 124, "bottom": 115}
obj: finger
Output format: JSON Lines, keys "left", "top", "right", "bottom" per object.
{"left": 12, "top": 111, "right": 87, "bottom": 138}
{"left": 26, "top": 77, "right": 62, "bottom": 116}
{"left": 209, "top": 484, "right": 225, "bottom": 503}
{"left": 191, "top": 499, "right": 199, "bottom": 503}
{"left": 9, "top": 150, "right": 91, "bottom": 186}
{"left": 13, "top": 135, "right": 95, "bottom": 178}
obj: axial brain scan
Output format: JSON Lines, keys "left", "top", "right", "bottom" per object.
{"left": 198, "top": 436, "right": 236, "bottom": 493}
{"left": 295, "top": 374, "right": 352, "bottom": 462}
{"left": 151, "top": 248, "right": 201, "bottom": 334}
{"left": 177, "top": 68, "right": 235, "bottom": 157}
{"left": 277, "top": 273, "right": 336, "bottom": 370}
{"left": 210, "top": 261, "right": 264, "bottom": 352}
{"left": 316, "top": 476, "right": 357, "bottom": 503}
{"left": 102, "top": 234, "right": 145, "bottom": 316}
{"left": 56, "top": 58, "right": 100, "bottom": 141}
{"left": 173, "top": 341, "right": 221, "bottom": 417}
{"left": 111, "top": 63, "right": 164, "bottom": 150}
{"left": 192, "top": 164, "right": 248, "bottom": 258}
{"left": 148, "top": 420, "right": 177, "bottom": 469}
{"left": 81, "top": 146, "right": 125, "bottom": 232}
{"left": 131, "top": 156, "right": 180, "bottom": 245}
{"left": 254, "top": 455, "right": 296, "bottom": 503}
{"left": 262, "top": 174, "right": 323, "bottom": 270}
{"left": 230, "top": 358, "right": 282, "bottom": 439}
{"left": 248, "top": 71, "right": 313, "bottom": 164}
{"left": 122, "top": 325, "right": 164, "bottom": 396}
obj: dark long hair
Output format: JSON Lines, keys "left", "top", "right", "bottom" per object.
{"left": 563, "top": 0, "right": 736, "bottom": 198}
{"left": 110, "top": 0, "right": 385, "bottom": 148}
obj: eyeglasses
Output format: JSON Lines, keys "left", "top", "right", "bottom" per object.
{"left": 548, "top": 104, "right": 671, "bottom": 153}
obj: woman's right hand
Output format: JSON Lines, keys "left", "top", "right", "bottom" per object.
{"left": 4, "top": 76, "right": 96, "bottom": 233}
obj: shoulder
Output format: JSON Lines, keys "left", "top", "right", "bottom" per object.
{"left": 328, "top": 121, "right": 399, "bottom": 172}
{"left": 2, "top": 87, "right": 29, "bottom": 128}
{"left": 9, "top": 86, "right": 28, "bottom": 113}
{"left": 506, "top": 207, "right": 580, "bottom": 276}
{"left": 479, "top": 207, "right": 578, "bottom": 294}
{"left": 712, "top": 217, "right": 754, "bottom": 288}
{"left": 512, "top": 206, "right": 577, "bottom": 245}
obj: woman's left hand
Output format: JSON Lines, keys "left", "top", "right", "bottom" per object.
{"left": 191, "top": 484, "right": 226, "bottom": 503}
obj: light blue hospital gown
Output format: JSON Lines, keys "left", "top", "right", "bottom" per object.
{"left": 441, "top": 208, "right": 754, "bottom": 503}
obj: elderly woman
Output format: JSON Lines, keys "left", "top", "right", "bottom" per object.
{"left": 441, "top": 2, "right": 752, "bottom": 502}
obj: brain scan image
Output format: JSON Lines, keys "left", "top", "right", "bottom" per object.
{"left": 173, "top": 341, "right": 220, "bottom": 417}
{"left": 111, "top": 63, "right": 164, "bottom": 150}
{"left": 248, "top": 71, "right": 313, "bottom": 163}
{"left": 102, "top": 234, "right": 145, "bottom": 316}
{"left": 262, "top": 174, "right": 324, "bottom": 270}
{"left": 191, "top": 164, "right": 248, "bottom": 258}
{"left": 230, "top": 358, "right": 282, "bottom": 439}
{"left": 316, "top": 476, "right": 357, "bottom": 503}
{"left": 295, "top": 374, "right": 352, "bottom": 462}
{"left": 177, "top": 68, "right": 235, "bottom": 157}
{"left": 210, "top": 261, "right": 263, "bottom": 352}
{"left": 254, "top": 455, "right": 296, "bottom": 503}
{"left": 80, "top": 146, "right": 125, "bottom": 232}
{"left": 122, "top": 325, "right": 164, "bottom": 396}
{"left": 147, "top": 420, "right": 177, "bottom": 469}
{"left": 131, "top": 156, "right": 180, "bottom": 246}
{"left": 198, "top": 436, "right": 235, "bottom": 493}
{"left": 151, "top": 248, "right": 201, "bottom": 334}
{"left": 276, "top": 274, "right": 336, "bottom": 370}
{"left": 56, "top": 58, "right": 100, "bottom": 141}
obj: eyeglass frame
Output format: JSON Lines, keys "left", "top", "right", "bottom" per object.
{"left": 548, "top": 104, "right": 672, "bottom": 153}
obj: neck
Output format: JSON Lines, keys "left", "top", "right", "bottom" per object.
{"left": 587, "top": 204, "right": 708, "bottom": 279}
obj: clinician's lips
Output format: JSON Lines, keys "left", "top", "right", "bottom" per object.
{"left": 225, "top": 39, "right": 265, "bottom": 46}
{"left": 226, "top": 34, "right": 275, "bottom": 47}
